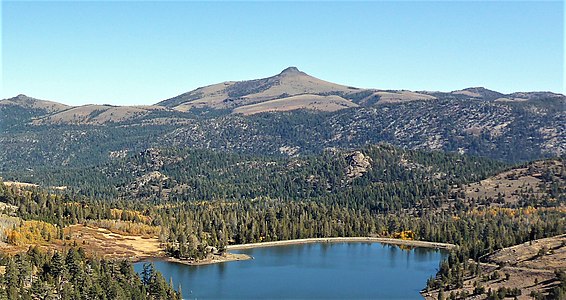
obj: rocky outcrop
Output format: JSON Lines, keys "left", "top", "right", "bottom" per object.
{"left": 138, "top": 148, "right": 164, "bottom": 170}
{"left": 345, "top": 151, "right": 372, "bottom": 180}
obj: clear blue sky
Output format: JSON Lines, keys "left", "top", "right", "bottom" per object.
{"left": 1, "top": 1, "right": 564, "bottom": 106}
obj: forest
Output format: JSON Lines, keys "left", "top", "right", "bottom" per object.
{"left": 0, "top": 143, "right": 564, "bottom": 298}
{"left": 0, "top": 246, "right": 180, "bottom": 300}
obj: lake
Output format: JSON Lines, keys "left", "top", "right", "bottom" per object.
{"left": 135, "top": 242, "right": 445, "bottom": 299}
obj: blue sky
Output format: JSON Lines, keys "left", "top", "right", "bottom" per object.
{"left": 1, "top": 1, "right": 564, "bottom": 106}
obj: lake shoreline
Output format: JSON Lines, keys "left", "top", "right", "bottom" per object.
{"left": 137, "top": 237, "right": 455, "bottom": 267}
{"left": 227, "top": 237, "right": 456, "bottom": 251}
{"left": 136, "top": 240, "right": 447, "bottom": 299}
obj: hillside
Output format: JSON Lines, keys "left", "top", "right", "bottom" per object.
{"left": 232, "top": 94, "right": 359, "bottom": 115}
{"left": 32, "top": 104, "right": 167, "bottom": 125}
{"left": 422, "top": 159, "right": 566, "bottom": 299}
{"left": 157, "top": 67, "right": 563, "bottom": 114}
{"left": 1, "top": 145, "right": 508, "bottom": 204}
{"left": 157, "top": 67, "right": 370, "bottom": 111}
{"left": 0, "top": 147, "right": 563, "bottom": 299}
{"left": 449, "top": 159, "right": 564, "bottom": 208}
{"left": 423, "top": 235, "right": 566, "bottom": 300}
{"left": 0, "top": 94, "right": 70, "bottom": 113}
{"left": 0, "top": 94, "right": 166, "bottom": 127}
{"left": 0, "top": 68, "right": 564, "bottom": 170}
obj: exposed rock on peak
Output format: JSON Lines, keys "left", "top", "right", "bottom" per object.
{"left": 15, "top": 94, "right": 30, "bottom": 100}
{"left": 278, "top": 67, "right": 304, "bottom": 76}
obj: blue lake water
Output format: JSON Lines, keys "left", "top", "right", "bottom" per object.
{"left": 135, "top": 242, "right": 445, "bottom": 299}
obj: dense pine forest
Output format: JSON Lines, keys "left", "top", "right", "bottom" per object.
{"left": 0, "top": 247, "right": 180, "bottom": 300}
{"left": 0, "top": 143, "right": 564, "bottom": 298}
{"left": 4, "top": 144, "right": 507, "bottom": 204}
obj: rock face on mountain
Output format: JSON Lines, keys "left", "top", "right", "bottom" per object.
{"left": 345, "top": 151, "right": 372, "bottom": 180}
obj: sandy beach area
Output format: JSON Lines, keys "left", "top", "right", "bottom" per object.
{"left": 228, "top": 237, "right": 456, "bottom": 251}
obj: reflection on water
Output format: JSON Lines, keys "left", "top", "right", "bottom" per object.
{"left": 136, "top": 242, "right": 445, "bottom": 299}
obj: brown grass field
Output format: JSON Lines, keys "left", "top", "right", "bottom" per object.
{"left": 423, "top": 235, "right": 566, "bottom": 300}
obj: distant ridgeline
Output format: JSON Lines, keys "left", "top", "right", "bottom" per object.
{"left": 0, "top": 68, "right": 564, "bottom": 175}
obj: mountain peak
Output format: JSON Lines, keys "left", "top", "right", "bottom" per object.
{"left": 1, "top": 94, "right": 70, "bottom": 112}
{"left": 3, "top": 94, "right": 37, "bottom": 104}
{"left": 11, "top": 94, "right": 33, "bottom": 101}
{"left": 279, "top": 66, "right": 303, "bottom": 75}
{"left": 452, "top": 87, "right": 503, "bottom": 100}
{"left": 463, "top": 87, "right": 495, "bottom": 93}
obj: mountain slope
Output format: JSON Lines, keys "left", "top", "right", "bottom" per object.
{"left": 0, "top": 94, "right": 72, "bottom": 129}
{"left": 0, "top": 95, "right": 170, "bottom": 126}
{"left": 32, "top": 104, "right": 167, "bottom": 125}
{"left": 451, "top": 87, "right": 504, "bottom": 100}
{"left": 157, "top": 67, "right": 357, "bottom": 110}
{"left": 157, "top": 67, "right": 436, "bottom": 113}
{"left": 232, "top": 94, "right": 359, "bottom": 115}
{"left": 0, "top": 67, "right": 564, "bottom": 167}
{"left": 0, "top": 94, "right": 70, "bottom": 113}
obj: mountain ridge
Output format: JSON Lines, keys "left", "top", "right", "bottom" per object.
{"left": 0, "top": 94, "right": 71, "bottom": 113}
{"left": 1, "top": 67, "right": 564, "bottom": 165}
{"left": 156, "top": 67, "right": 564, "bottom": 111}
{"left": 156, "top": 66, "right": 363, "bottom": 112}
{"left": 4, "top": 67, "right": 564, "bottom": 120}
